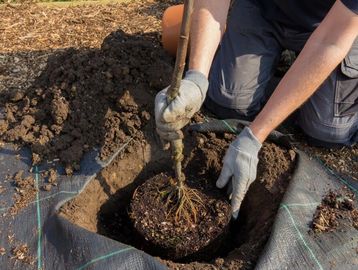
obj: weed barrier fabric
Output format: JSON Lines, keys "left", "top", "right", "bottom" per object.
{"left": 0, "top": 144, "right": 357, "bottom": 270}
{"left": 0, "top": 144, "right": 166, "bottom": 270}
{"left": 255, "top": 150, "right": 358, "bottom": 270}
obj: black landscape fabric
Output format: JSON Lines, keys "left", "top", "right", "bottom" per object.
{"left": 0, "top": 144, "right": 357, "bottom": 270}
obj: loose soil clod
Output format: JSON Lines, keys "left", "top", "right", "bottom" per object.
{"left": 311, "top": 187, "right": 358, "bottom": 233}
{"left": 41, "top": 168, "right": 58, "bottom": 192}
{"left": 11, "top": 244, "right": 35, "bottom": 265}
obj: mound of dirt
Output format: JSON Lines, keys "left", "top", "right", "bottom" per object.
{"left": 0, "top": 30, "right": 173, "bottom": 173}
{"left": 311, "top": 187, "right": 358, "bottom": 233}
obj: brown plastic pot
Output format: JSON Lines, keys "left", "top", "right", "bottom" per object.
{"left": 162, "top": 4, "right": 184, "bottom": 56}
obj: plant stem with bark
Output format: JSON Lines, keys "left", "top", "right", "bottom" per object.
{"left": 166, "top": 0, "right": 193, "bottom": 184}
{"left": 163, "top": 0, "right": 203, "bottom": 223}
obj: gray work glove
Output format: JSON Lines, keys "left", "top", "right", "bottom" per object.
{"left": 216, "top": 127, "right": 262, "bottom": 219}
{"left": 155, "top": 70, "right": 209, "bottom": 144}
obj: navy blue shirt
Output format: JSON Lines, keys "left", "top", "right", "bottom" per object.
{"left": 258, "top": 0, "right": 358, "bottom": 32}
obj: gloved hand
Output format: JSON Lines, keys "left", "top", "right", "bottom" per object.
{"left": 155, "top": 70, "right": 209, "bottom": 144}
{"left": 216, "top": 127, "right": 262, "bottom": 219}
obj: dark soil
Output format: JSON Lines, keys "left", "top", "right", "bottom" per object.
{"left": 0, "top": 29, "right": 173, "bottom": 173}
{"left": 61, "top": 129, "right": 296, "bottom": 270}
{"left": 311, "top": 187, "right": 358, "bottom": 233}
{"left": 130, "top": 173, "right": 232, "bottom": 260}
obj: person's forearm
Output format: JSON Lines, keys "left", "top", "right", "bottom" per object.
{"left": 250, "top": 0, "right": 358, "bottom": 143}
{"left": 189, "top": 0, "right": 230, "bottom": 77}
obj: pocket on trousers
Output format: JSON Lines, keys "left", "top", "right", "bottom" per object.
{"left": 335, "top": 44, "right": 358, "bottom": 117}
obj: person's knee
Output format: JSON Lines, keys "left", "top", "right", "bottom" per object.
{"left": 298, "top": 105, "right": 358, "bottom": 146}
{"left": 298, "top": 61, "right": 358, "bottom": 147}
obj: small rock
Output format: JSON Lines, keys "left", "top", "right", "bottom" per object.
{"left": 141, "top": 111, "right": 151, "bottom": 121}
{"left": 32, "top": 153, "right": 41, "bottom": 165}
{"left": 65, "top": 165, "right": 73, "bottom": 176}
{"left": 0, "top": 120, "right": 8, "bottom": 135}
{"left": 48, "top": 168, "right": 57, "bottom": 185}
{"left": 288, "top": 150, "right": 296, "bottom": 161}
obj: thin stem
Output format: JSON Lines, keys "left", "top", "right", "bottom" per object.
{"left": 166, "top": 0, "right": 193, "bottom": 184}
{"left": 166, "top": 0, "right": 194, "bottom": 101}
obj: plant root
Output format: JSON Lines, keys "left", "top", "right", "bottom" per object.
{"left": 160, "top": 177, "right": 203, "bottom": 224}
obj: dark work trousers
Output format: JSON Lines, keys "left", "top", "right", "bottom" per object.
{"left": 205, "top": 0, "right": 358, "bottom": 146}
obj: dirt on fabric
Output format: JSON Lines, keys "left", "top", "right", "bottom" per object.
{"left": 10, "top": 243, "right": 35, "bottom": 266}
{"left": 41, "top": 167, "right": 57, "bottom": 192}
{"left": 8, "top": 170, "right": 37, "bottom": 216}
{"left": 0, "top": 29, "right": 173, "bottom": 173}
{"left": 302, "top": 144, "right": 358, "bottom": 182}
{"left": 311, "top": 187, "right": 358, "bottom": 233}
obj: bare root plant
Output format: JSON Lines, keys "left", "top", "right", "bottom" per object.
{"left": 159, "top": 176, "right": 204, "bottom": 224}
{"left": 160, "top": 0, "right": 203, "bottom": 224}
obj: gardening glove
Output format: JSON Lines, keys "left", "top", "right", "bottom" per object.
{"left": 216, "top": 127, "right": 262, "bottom": 219}
{"left": 155, "top": 70, "right": 209, "bottom": 146}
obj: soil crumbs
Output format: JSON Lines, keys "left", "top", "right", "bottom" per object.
{"left": 41, "top": 167, "right": 58, "bottom": 192}
{"left": 10, "top": 243, "right": 35, "bottom": 266}
{"left": 8, "top": 170, "right": 37, "bottom": 216}
{"left": 311, "top": 187, "right": 358, "bottom": 233}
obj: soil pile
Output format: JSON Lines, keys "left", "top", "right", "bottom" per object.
{"left": 130, "top": 173, "right": 231, "bottom": 260}
{"left": 0, "top": 30, "right": 173, "bottom": 173}
{"left": 311, "top": 187, "right": 358, "bottom": 233}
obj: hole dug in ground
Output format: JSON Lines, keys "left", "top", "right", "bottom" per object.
{"left": 60, "top": 131, "right": 296, "bottom": 270}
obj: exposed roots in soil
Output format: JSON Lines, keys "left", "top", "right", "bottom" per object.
{"left": 129, "top": 168, "right": 232, "bottom": 260}
{"left": 159, "top": 178, "right": 204, "bottom": 224}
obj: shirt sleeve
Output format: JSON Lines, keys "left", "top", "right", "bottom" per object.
{"left": 341, "top": 0, "right": 358, "bottom": 14}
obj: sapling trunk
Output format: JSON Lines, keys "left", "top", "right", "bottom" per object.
{"left": 166, "top": 0, "right": 193, "bottom": 184}
{"left": 166, "top": 0, "right": 193, "bottom": 102}
{"left": 163, "top": 0, "right": 203, "bottom": 223}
